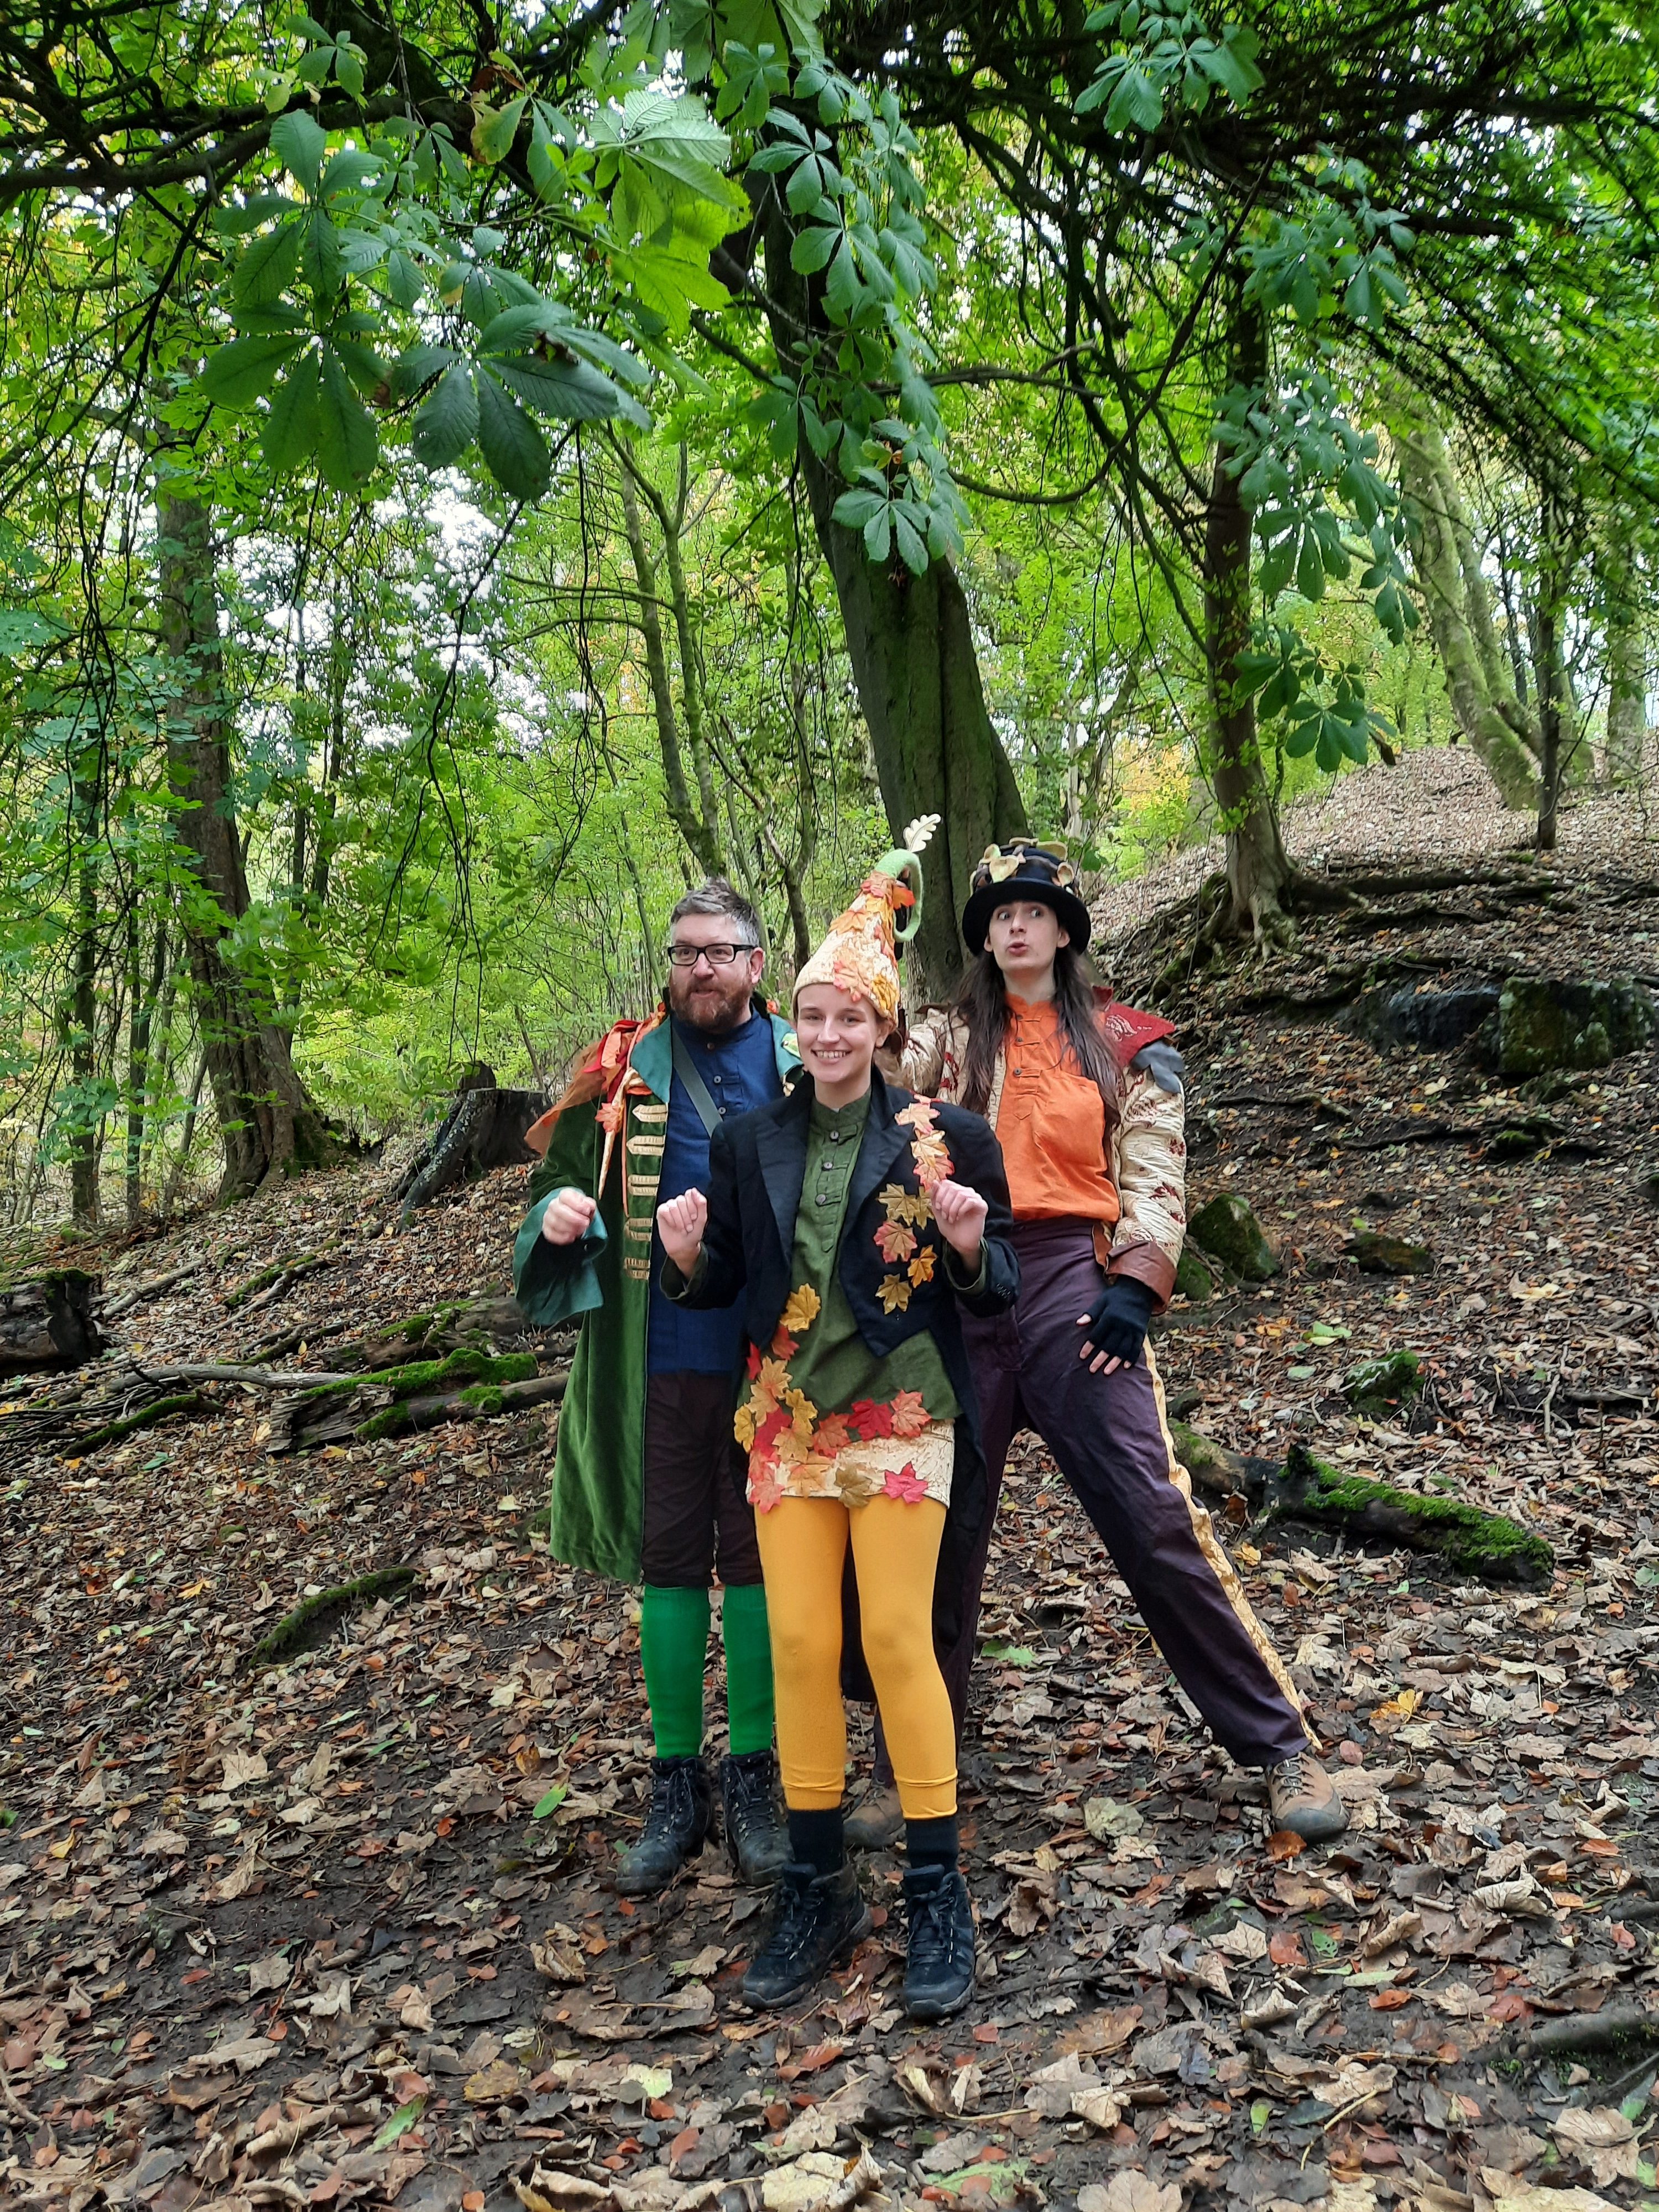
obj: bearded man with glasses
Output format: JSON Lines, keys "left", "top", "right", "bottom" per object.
{"left": 514, "top": 881, "right": 800, "bottom": 1893}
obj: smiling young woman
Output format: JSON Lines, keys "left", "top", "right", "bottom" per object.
{"left": 655, "top": 848, "right": 1019, "bottom": 2020}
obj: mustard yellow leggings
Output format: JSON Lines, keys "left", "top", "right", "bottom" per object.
{"left": 754, "top": 1494, "right": 957, "bottom": 1820}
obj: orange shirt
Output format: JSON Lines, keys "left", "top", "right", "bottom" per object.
{"left": 995, "top": 995, "right": 1121, "bottom": 1225}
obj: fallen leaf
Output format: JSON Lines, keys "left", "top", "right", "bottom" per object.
{"left": 465, "top": 2058, "right": 527, "bottom": 2103}
{"left": 1083, "top": 1796, "right": 1146, "bottom": 1840}
{"left": 517, "top": 2176, "right": 611, "bottom": 2212}
{"left": 372, "top": 2096, "right": 427, "bottom": 2151}
{"left": 1480, "top": 2182, "right": 1615, "bottom": 2212}
{"left": 1058, "top": 2004, "right": 1143, "bottom": 2058}
{"left": 1077, "top": 2173, "right": 1182, "bottom": 2212}
{"left": 761, "top": 2148, "right": 883, "bottom": 2212}
{"left": 247, "top": 1952, "right": 291, "bottom": 1995}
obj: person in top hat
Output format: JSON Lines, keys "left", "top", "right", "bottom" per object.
{"left": 852, "top": 836, "right": 1347, "bottom": 1847}
{"left": 656, "top": 830, "right": 1019, "bottom": 2018}
{"left": 512, "top": 879, "right": 795, "bottom": 1897}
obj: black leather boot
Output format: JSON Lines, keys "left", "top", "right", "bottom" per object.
{"left": 721, "top": 1750, "right": 789, "bottom": 1886}
{"left": 615, "top": 1756, "right": 712, "bottom": 1896}
{"left": 901, "top": 1863, "right": 976, "bottom": 2020}
{"left": 741, "top": 1861, "right": 872, "bottom": 2008}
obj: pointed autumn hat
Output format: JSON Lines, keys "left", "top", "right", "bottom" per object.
{"left": 792, "top": 815, "right": 940, "bottom": 1023}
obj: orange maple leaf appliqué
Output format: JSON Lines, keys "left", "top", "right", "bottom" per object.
{"left": 895, "top": 1098, "right": 953, "bottom": 1190}
{"left": 889, "top": 1389, "right": 930, "bottom": 1438}
{"left": 874, "top": 1220, "right": 917, "bottom": 1264}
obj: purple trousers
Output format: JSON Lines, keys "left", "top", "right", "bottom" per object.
{"left": 881, "top": 1219, "right": 1307, "bottom": 1772}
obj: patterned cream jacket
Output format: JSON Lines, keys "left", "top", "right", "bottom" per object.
{"left": 885, "top": 997, "right": 1188, "bottom": 1308}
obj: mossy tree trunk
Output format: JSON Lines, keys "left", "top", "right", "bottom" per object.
{"left": 1532, "top": 492, "right": 1580, "bottom": 855}
{"left": 1393, "top": 402, "right": 1541, "bottom": 808}
{"left": 154, "top": 483, "right": 334, "bottom": 1202}
{"left": 1604, "top": 587, "right": 1648, "bottom": 786}
{"left": 759, "top": 201, "right": 1027, "bottom": 1001}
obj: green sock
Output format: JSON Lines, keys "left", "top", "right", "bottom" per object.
{"left": 721, "top": 1582, "right": 775, "bottom": 1756}
{"left": 639, "top": 1584, "right": 710, "bottom": 1758}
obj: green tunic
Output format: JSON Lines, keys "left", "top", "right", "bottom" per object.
{"left": 512, "top": 1009, "right": 800, "bottom": 1582}
{"left": 758, "top": 1091, "right": 959, "bottom": 1427}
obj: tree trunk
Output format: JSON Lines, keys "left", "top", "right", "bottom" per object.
{"left": 1204, "top": 291, "right": 1295, "bottom": 942}
{"left": 1534, "top": 497, "right": 1572, "bottom": 854}
{"left": 125, "top": 917, "right": 168, "bottom": 1228}
{"left": 160, "top": 1049, "right": 207, "bottom": 1221}
{"left": 759, "top": 204, "right": 1026, "bottom": 1000}
{"left": 1393, "top": 406, "right": 1541, "bottom": 807}
{"left": 154, "top": 486, "right": 334, "bottom": 1201}
{"left": 67, "top": 767, "right": 100, "bottom": 1227}
{"left": 1603, "top": 576, "right": 1647, "bottom": 786}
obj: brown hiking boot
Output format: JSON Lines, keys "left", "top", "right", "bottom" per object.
{"left": 843, "top": 1782, "right": 904, "bottom": 1851}
{"left": 1266, "top": 1751, "right": 1348, "bottom": 1842}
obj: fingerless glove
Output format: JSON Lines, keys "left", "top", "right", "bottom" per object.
{"left": 1079, "top": 1275, "right": 1156, "bottom": 1365}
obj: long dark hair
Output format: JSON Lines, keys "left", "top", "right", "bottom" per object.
{"left": 955, "top": 942, "right": 1121, "bottom": 1131}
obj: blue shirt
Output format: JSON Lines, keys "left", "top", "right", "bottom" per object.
{"left": 648, "top": 1013, "right": 784, "bottom": 1375}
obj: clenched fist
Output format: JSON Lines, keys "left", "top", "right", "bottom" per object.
{"left": 929, "top": 1177, "right": 988, "bottom": 1264}
{"left": 656, "top": 1188, "right": 708, "bottom": 1278}
{"left": 540, "top": 1187, "right": 597, "bottom": 1245}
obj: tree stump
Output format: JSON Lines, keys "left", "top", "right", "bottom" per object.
{"left": 0, "top": 1271, "right": 103, "bottom": 1378}
{"left": 397, "top": 1063, "right": 550, "bottom": 1224}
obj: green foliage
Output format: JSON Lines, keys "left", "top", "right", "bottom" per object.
{"left": 1077, "top": 0, "right": 1264, "bottom": 134}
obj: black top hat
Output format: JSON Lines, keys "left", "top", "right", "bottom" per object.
{"left": 961, "top": 839, "right": 1092, "bottom": 956}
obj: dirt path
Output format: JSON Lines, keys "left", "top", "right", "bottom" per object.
{"left": 2, "top": 838, "right": 1657, "bottom": 2212}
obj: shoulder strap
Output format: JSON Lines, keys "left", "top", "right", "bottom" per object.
{"left": 669, "top": 1022, "right": 722, "bottom": 1136}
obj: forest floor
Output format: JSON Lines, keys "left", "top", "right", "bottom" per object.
{"left": 4, "top": 797, "right": 1659, "bottom": 2212}
{"left": 1092, "top": 747, "right": 1658, "bottom": 948}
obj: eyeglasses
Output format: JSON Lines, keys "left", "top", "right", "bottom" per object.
{"left": 666, "top": 941, "right": 758, "bottom": 968}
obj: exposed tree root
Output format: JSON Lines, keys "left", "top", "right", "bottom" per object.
{"left": 1134, "top": 853, "right": 1593, "bottom": 1007}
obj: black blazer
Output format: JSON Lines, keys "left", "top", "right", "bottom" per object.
{"left": 668, "top": 1068, "right": 1020, "bottom": 1693}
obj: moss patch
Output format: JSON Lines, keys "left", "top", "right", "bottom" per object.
{"left": 296, "top": 1346, "right": 536, "bottom": 1411}
{"left": 1344, "top": 1349, "right": 1422, "bottom": 1420}
{"left": 1189, "top": 1193, "right": 1280, "bottom": 1282}
{"left": 1274, "top": 1443, "right": 1552, "bottom": 1585}
{"left": 239, "top": 1566, "right": 418, "bottom": 1671}
{"left": 225, "top": 1249, "right": 334, "bottom": 1310}
{"left": 1170, "top": 1419, "right": 1253, "bottom": 1496}
{"left": 71, "top": 1391, "right": 204, "bottom": 1457}
{"left": 1344, "top": 1230, "right": 1434, "bottom": 1276}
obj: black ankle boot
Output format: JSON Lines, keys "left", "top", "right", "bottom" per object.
{"left": 741, "top": 1861, "right": 872, "bottom": 2007}
{"left": 902, "top": 1863, "right": 975, "bottom": 2020}
{"left": 721, "top": 1750, "right": 789, "bottom": 1886}
{"left": 615, "top": 1756, "right": 712, "bottom": 1896}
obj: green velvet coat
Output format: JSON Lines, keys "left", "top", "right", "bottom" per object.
{"left": 512, "top": 1008, "right": 800, "bottom": 1582}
